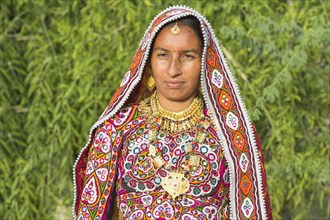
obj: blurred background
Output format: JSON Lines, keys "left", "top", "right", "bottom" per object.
{"left": 1, "top": 0, "right": 329, "bottom": 219}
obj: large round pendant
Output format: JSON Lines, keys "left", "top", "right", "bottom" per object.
{"left": 161, "top": 172, "right": 190, "bottom": 200}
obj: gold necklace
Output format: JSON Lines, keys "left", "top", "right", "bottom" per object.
{"left": 150, "top": 92, "right": 204, "bottom": 134}
{"left": 138, "top": 92, "right": 210, "bottom": 200}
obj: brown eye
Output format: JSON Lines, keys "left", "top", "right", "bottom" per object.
{"left": 184, "top": 55, "right": 194, "bottom": 58}
{"left": 157, "top": 53, "right": 168, "bottom": 59}
{"left": 181, "top": 54, "right": 195, "bottom": 60}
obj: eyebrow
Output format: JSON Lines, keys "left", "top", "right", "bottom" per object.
{"left": 153, "top": 47, "right": 201, "bottom": 54}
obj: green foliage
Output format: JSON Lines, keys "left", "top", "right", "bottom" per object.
{"left": 1, "top": 0, "right": 329, "bottom": 219}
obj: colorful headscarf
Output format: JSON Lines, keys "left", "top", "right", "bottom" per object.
{"left": 73, "top": 5, "right": 272, "bottom": 220}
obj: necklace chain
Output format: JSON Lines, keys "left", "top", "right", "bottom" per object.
{"left": 150, "top": 92, "right": 204, "bottom": 134}
{"left": 138, "top": 92, "right": 211, "bottom": 199}
{"left": 139, "top": 92, "right": 210, "bottom": 170}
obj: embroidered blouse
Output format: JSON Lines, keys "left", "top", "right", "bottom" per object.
{"left": 81, "top": 103, "right": 230, "bottom": 219}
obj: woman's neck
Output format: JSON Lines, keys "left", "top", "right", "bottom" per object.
{"left": 156, "top": 92, "right": 199, "bottom": 112}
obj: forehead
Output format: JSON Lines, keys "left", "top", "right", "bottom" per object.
{"left": 152, "top": 25, "right": 201, "bottom": 51}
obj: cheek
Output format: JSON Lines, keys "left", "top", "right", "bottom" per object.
{"left": 186, "top": 69, "right": 201, "bottom": 89}
{"left": 151, "top": 65, "right": 164, "bottom": 85}
{"left": 151, "top": 60, "right": 160, "bottom": 76}
{"left": 188, "top": 62, "right": 201, "bottom": 80}
{"left": 192, "top": 75, "right": 201, "bottom": 88}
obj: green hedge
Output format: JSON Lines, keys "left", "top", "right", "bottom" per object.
{"left": 1, "top": 0, "right": 329, "bottom": 219}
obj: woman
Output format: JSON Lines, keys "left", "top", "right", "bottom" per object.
{"left": 73, "top": 6, "right": 272, "bottom": 220}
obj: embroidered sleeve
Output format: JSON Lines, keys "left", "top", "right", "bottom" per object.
{"left": 76, "top": 105, "right": 141, "bottom": 220}
{"left": 77, "top": 120, "right": 120, "bottom": 220}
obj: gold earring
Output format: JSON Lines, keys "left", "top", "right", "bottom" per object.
{"left": 199, "top": 85, "right": 202, "bottom": 94}
{"left": 147, "top": 75, "right": 155, "bottom": 91}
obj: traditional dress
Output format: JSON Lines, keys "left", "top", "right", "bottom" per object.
{"left": 73, "top": 5, "right": 273, "bottom": 220}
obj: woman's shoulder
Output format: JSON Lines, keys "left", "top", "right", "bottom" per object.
{"left": 99, "top": 102, "right": 146, "bottom": 130}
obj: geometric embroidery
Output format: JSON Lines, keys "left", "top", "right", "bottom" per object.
{"left": 211, "top": 69, "right": 223, "bottom": 89}
{"left": 241, "top": 197, "right": 254, "bottom": 218}
{"left": 232, "top": 131, "right": 245, "bottom": 151}
{"left": 203, "top": 29, "right": 210, "bottom": 46}
{"left": 219, "top": 90, "right": 231, "bottom": 110}
{"left": 207, "top": 48, "right": 217, "bottom": 68}
{"left": 122, "top": 124, "right": 222, "bottom": 198}
{"left": 120, "top": 71, "right": 131, "bottom": 87}
{"left": 96, "top": 167, "right": 109, "bottom": 183}
{"left": 153, "top": 200, "right": 175, "bottom": 219}
{"left": 141, "top": 195, "right": 153, "bottom": 206}
{"left": 141, "top": 33, "right": 151, "bottom": 50}
{"left": 239, "top": 153, "right": 249, "bottom": 173}
{"left": 226, "top": 112, "right": 239, "bottom": 130}
{"left": 81, "top": 177, "right": 98, "bottom": 205}
{"left": 130, "top": 210, "right": 144, "bottom": 219}
{"left": 167, "top": 9, "right": 186, "bottom": 16}
{"left": 86, "top": 160, "right": 94, "bottom": 176}
{"left": 239, "top": 174, "right": 252, "bottom": 196}
{"left": 130, "top": 50, "right": 143, "bottom": 70}
{"left": 94, "top": 131, "right": 111, "bottom": 154}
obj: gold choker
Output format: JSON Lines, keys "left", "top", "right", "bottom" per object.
{"left": 150, "top": 93, "right": 204, "bottom": 133}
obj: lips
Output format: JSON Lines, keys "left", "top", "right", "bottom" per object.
{"left": 164, "top": 80, "right": 185, "bottom": 89}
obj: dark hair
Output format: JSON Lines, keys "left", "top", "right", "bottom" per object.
{"left": 156, "top": 16, "right": 204, "bottom": 48}
{"left": 175, "top": 16, "right": 203, "bottom": 47}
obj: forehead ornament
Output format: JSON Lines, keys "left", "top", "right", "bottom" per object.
{"left": 170, "top": 21, "right": 180, "bottom": 35}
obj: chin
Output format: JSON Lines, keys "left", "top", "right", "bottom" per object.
{"left": 164, "top": 93, "right": 197, "bottom": 102}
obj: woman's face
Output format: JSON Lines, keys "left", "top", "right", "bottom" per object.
{"left": 151, "top": 24, "right": 202, "bottom": 107}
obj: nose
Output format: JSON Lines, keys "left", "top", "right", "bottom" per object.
{"left": 167, "top": 57, "right": 182, "bottom": 77}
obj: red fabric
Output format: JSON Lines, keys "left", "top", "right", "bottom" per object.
{"left": 253, "top": 124, "right": 273, "bottom": 220}
{"left": 74, "top": 146, "right": 90, "bottom": 216}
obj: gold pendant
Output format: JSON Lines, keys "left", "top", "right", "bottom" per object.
{"left": 189, "top": 155, "right": 200, "bottom": 167}
{"left": 197, "top": 132, "right": 207, "bottom": 143}
{"left": 149, "top": 145, "right": 157, "bottom": 157}
{"left": 189, "top": 155, "right": 200, "bottom": 171}
{"left": 201, "top": 119, "right": 210, "bottom": 129}
{"left": 170, "top": 22, "right": 180, "bottom": 35}
{"left": 161, "top": 172, "right": 190, "bottom": 200}
{"left": 154, "top": 156, "right": 165, "bottom": 168}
